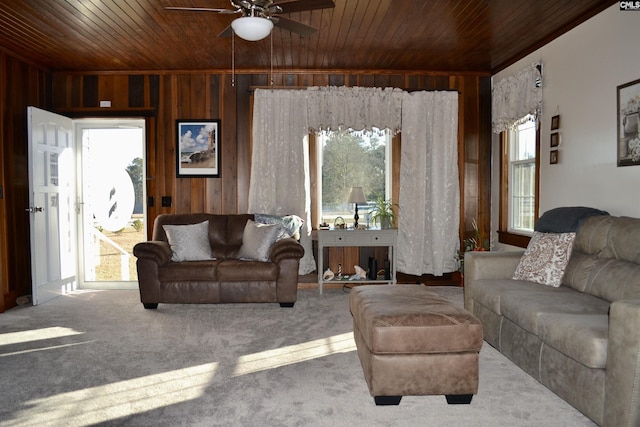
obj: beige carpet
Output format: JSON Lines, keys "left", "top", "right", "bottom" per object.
{"left": 0, "top": 286, "right": 595, "bottom": 426}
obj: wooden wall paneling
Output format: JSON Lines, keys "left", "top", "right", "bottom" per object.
{"left": 82, "top": 75, "right": 98, "bottom": 107}
{"left": 221, "top": 74, "right": 238, "bottom": 214}
{"left": 328, "top": 74, "right": 344, "bottom": 87}
{"left": 159, "top": 74, "right": 176, "bottom": 215}
{"left": 129, "top": 75, "right": 145, "bottom": 108}
{"left": 144, "top": 116, "right": 157, "bottom": 240}
{"left": 0, "top": 52, "right": 6, "bottom": 312}
{"left": 235, "top": 74, "right": 252, "bottom": 214}
{"left": 205, "top": 74, "right": 222, "bottom": 214}
{"left": 189, "top": 74, "right": 208, "bottom": 213}
{"left": 72, "top": 75, "right": 82, "bottom": 108}
{"left": 0, "top": 55, "right": 47, "bottom": 310}
{"left": 477, "top": 76, "right": 492, "bottom": 239}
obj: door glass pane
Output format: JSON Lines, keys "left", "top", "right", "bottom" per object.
{"left": 81, "top": 126, "right": 144, "bottom": 283}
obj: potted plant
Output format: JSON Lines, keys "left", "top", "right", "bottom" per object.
{"left": 457, "top": 219, "right": 490, "bottom": 272}
{"left": 368, "top": 194, "right": 398, "bottom": 229}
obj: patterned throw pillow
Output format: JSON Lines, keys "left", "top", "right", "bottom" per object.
{"left": 237, "top": 219, "right": 280, "bottom": 262}
{"left": 512, "top": 231, "right": 576, "bottom": 287}
{"left": 162, "top": 220, "right": 214, "bottom": 262}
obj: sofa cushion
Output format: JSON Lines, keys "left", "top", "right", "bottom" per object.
{"left": 237, "top": 219, "right": 281, "bottom": 262}
{"left": 537, "top": 313, "right": 608, "bottom": 369}
{"left": 162, "top": 220, "right": 214, "bottom": 262}
{"left": 512, "top": 231, "right": 576, "bottom": 287}
{"left": 158, "top": 260, "right": 219, "bottom": 282}
{"left": 500, "top": 287, "right": 609, "bottom": 335}
{"left": 472, "top": 278, "right": 538, "bottom": 314}
{"left": 216, "top": 259, "right": 279, "bottom": 282}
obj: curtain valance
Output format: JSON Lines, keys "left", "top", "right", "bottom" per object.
{"left": 492, "top": 62, "right": 543, "bottom": 133}
{"left": 306, "top": 86, "right": 403, "bottom": 134}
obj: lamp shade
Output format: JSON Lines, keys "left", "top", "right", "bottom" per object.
{"left": 347, "top": 187, "right": 366, "bottom": 204}
{"left": 231, "top": 16, "right": 273, "bottom": 41}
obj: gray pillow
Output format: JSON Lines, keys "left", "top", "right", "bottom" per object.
{"left": 162, "top": 220, "right": 213, "bottom": 262}
{"left": 237, "top": 219, "right": 280, "bottom": 262}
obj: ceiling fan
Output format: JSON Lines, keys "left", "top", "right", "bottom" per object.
{"left": 166, "top": 0, "right": 335, "bottom": 41}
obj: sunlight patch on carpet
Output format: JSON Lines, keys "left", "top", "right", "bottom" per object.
{"left": 12, "top": 362, "right": 219, "bottom": 426}
{"left": 0, "top": 326, "right": 84, "bottom": 346}
{"left": 233, "top": 332, "right": 356, "bottom": 376}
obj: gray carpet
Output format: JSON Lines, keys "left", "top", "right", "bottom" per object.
{"left": 0, "top": 286, "right": 595, "bottom": 427}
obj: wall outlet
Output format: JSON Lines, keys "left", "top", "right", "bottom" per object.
{"left": 161, "top": 196, "right": 172, "bottom": 207}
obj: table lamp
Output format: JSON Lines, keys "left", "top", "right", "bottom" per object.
{"left": 347, "top": 186, "right": 367, "bottom": 229}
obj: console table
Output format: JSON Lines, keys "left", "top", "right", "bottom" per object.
{"left": 317, "top": 228, "right": 397, "bottom": 294}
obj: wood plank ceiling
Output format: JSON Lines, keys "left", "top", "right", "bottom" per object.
{"left": 0, "top": 0, "right": 617, "bottom": 74}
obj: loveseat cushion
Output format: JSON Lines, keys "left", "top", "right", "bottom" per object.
{"left": 537, "top": 313, "right": 608, "bottom": 369}
{"left": 216, "top": 259, "right": 279, "bottom": 282}
{"left": 500, "top": 287, "right": 609, "bottom": 335}
{"left": 473, "top": 278, "right": 542, "bottom": 314}
{"left": 158, "top": 260, "right": 219, "bottom": 282}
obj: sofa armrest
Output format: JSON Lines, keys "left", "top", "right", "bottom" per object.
{"left": 604, "top": 298, "right": 640, "bottom": 427}
{"left": 269, "top": 238, "right": 304, "bottom": 264}
{"left": 463, "top": 250, "right": 524, "bottom": 312}
{"left": 133, "top": 241, "right": 172, "bottom": 265}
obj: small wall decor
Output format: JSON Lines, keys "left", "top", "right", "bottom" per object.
{"left": 617, "top": 78, "right": 640, "bottom": 166}
{"left": 550, "top": 132, "right": 560, "bottom": 148}
{"left": 550, "top": 150, "right": 559, "bottom": 164}
{"left": 551, "top": 115, "right": 560, "bottom": 131}
{"left": 176, "top": 119, "right": 221, "bottom": 177}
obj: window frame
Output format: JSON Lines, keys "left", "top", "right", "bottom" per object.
{"left": 498, "top": 121, "right": 540, "bottom": 248}
{"left": 309, "top": 130, "right": 400, "bottom": 230}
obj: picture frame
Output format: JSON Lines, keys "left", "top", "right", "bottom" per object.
{"left": 550, "top": 132, "right": 559, "bottom": 148}
{"left": 550, "top": 115, "right": 560, "bottom": 131}
{"left": 176, "top": 119, "right": 221, "bottom": 177}
{"left": 550, "top": 150, "right": 559, "bottom": 165}
{"left": 617, "top": 78, "right": 640, "bottom": 166}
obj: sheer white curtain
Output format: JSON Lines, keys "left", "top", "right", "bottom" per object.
{"left": 398, "top": 91, "right": 460, "bottom": 276}
{"left": 307, "top": 86, "right": 403, "bottom": 133}
{"left": 248, "top": 89, "right": 316, "bottom": 274}
{"left": 492, "top": 62, "right": 542, "bottom": 133}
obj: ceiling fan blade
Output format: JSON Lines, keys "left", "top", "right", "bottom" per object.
{"left": 272, "top": 16, "right": 317, "bottom": 37}
{"left": 165, "top": 7, "right": 239, "bottom": 14}
{"left": 272, "top": 0, "right": 335, "bottom": 14}
{"left": 218, "top": 25, "right": 234, "bottom": 38}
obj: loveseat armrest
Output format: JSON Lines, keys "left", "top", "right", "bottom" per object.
{"left": 463, "top": 250, "right": 524, "bottom": 312}
{"left": 133, "top": 241, "right": 172, "bottom": 266}
{"left": 604, "top": 298, "right": 640, "bottom": 427}
{"left": 269, "top": 238, "right": 304, "bottom": 264}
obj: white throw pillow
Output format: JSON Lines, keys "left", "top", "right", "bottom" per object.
{"left": 237, "top": 219, "right": 280, "bottom": 262}
{"left": 162, "top": 220, "right": 213, "bottom": 262}
{"left": 512, "top": 231, "right": 576, "bottom": 287}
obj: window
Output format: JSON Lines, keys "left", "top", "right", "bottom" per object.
{"left": 499, "top": 117, "right": 539, "bottom": 247}
{"left": 316, "top": 128, "right": 392, "bottom": 228}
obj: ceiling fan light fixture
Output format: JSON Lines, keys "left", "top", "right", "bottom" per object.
{"left": 231, "top": 16, "right": 273, "bottom": 41}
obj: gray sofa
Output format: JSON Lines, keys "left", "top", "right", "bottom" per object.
{"left": 464, "top": 214, "right": 640, "bottom": 427}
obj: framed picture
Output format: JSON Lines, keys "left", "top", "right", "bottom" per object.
{"left": 176, "top": 120, "right": 221, "bottom": 177}
{"left": 550, "top": 150, "right": 559, "bottom": 164}
{"left": 550, "top": 132, "right": 559, "bottom": 148}
{"left": 617, "top": 78, "right": 640, "bottom": 166}
{"left": 550, "top": 115, "right": 560, "bottom": 131}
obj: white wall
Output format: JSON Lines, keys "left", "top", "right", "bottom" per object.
{"left": 491, "top": 5, "right": 640, "bottom": 245}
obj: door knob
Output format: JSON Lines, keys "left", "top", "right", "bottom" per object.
{"left": 25, "top": 206, "right": 43, "bottom": 213}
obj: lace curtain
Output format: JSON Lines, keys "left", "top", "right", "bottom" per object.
{"left": 398, "top": 91, "right": 460, "bottom": 276}
{"left": 307, "top": 86, "right": 403, "bottom": 134}
{"left": 248, "top": 89, "right": 316, "bottom": 275}
{"left": 492, "top": 62, "right": 543, "bottom": 133}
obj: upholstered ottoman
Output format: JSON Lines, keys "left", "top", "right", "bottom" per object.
{"left": 349, "top": 285, "right": 483, "bottom": 405}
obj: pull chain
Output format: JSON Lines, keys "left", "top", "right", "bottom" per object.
{"left": 270, "top": 31, "right": 273, "bottom": 86}
{"left": 232, "top": 30, "right": 235, "bottom": 87}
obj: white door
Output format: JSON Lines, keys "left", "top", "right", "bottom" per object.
{"left": 27, "top": 106, "right": 76, "bottom": 305}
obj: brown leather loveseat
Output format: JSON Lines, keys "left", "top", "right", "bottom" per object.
{"left": 133, "top": 213, "right": 305, "bottom": 309}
